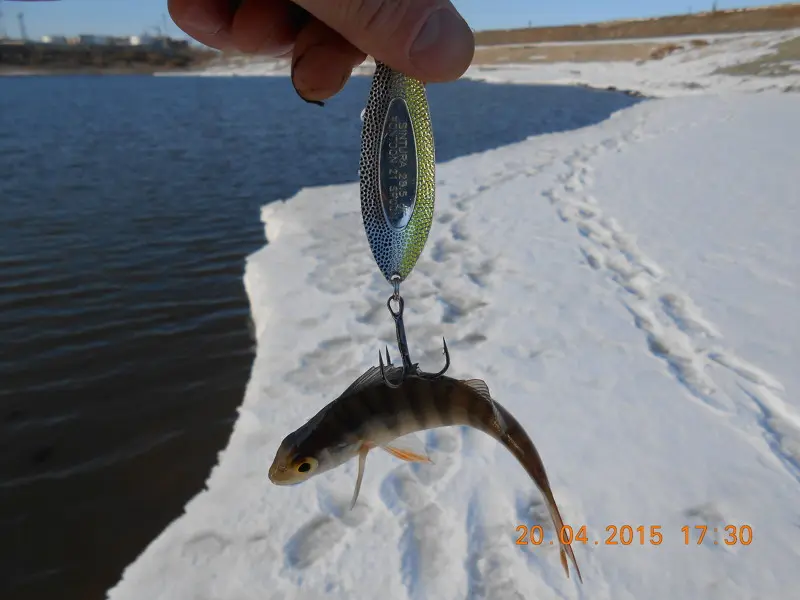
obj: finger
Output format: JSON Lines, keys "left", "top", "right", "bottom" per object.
{"left": 230, "top": 0, "right": 305, "bottom": 55}
{"left": 291, "top": 18, "right": 367, "bottom": 105}
{"left": 168, "top": 0, "right": 236, "bottom": 50}
{"left": 292, "top": 0, "right": 474, "bottom": 82}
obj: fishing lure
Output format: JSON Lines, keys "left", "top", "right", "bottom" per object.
{"left": 359, "top": 61, "right": 436, "bottom": 284}
{"left": 359, "top": 61, "right": 448, "bottom": 386}
{"left": 268, "top": 61, "right": 584, "bottom": 583}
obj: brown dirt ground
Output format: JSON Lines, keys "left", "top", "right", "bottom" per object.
{"left": 472, "top": 38, "right": 714, "bottom": 64}
{"left": 466, "top": 4, "right": 800, "bottom": 66}
{"left": 473, "top": 4, "right": 800, "bottom": 46}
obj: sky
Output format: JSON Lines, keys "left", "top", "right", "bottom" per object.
{"left": 0, "top": 0, "right": 790, "bottom": 41}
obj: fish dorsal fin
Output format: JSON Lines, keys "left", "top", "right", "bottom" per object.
{"left": 340, "top": 365, "right": 400, "bottom": 397}
{"left": 463, "top": 378, "right": 508, "bottom": 434}
{"left": 381, "top": 433, "right": 432, "bottom": 463}
{"left": 464, "top": 378, "right": 492, "bottom": 400}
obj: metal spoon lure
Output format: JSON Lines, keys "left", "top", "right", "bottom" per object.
{"left": 359, "top": 61, "right": 448, "bottom": 386}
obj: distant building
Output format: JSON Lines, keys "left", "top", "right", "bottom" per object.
{"left": 130, "top": 34, "right": 158, "bottom": 47}
{"left": 78, "top": 34, "right": 109, "bottom": 46}
{"left": 107, "top": 36, "right": 133, "bottom": 46}
{"left": 41, "top": 35, "right": 68, "bottom": 45}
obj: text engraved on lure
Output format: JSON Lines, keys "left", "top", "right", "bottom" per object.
{"left": 379, "top": 98, "right": 418, "bottom": 230}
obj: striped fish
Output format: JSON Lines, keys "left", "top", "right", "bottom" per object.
{"left": 268, "top": 365, "right": 582, "bottom": 583}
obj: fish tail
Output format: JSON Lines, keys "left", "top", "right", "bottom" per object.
{"left": 488, "top": 401, "right": 583, "bottom": 584}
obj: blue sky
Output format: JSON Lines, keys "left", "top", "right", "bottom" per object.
{"left": 0, "top": 0, "right": 787, "bottom": 40}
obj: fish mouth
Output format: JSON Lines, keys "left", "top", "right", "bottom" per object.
{"left": 268, "top": 465, "right": 297, "bottom": 485}
{"left": 270, "top": 476, "right": 301, "bottom": 486}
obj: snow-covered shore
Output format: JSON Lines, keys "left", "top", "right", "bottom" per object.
{"left": 465, "top": 28, "right": 800, "bottom": 97}
{"left": 110, "top": 28, "right": 800, "bottom": 600}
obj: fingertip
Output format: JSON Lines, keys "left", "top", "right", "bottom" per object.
{"left": 169, "top": 0, "right": 230, "bottom": 35}
{"left": 291, "top": 46, "right": 357, "bottom": 104}
{"left": 407, "top": 7, "right": 474, "bottom": 82}
{"left": 290, "top": 19, "right": 366, "bottom": 104}
{"left": 168, "top": 0, "right": 237, "bottom": 50}
{"left": 291, "top": 0, "right": 474, "bottom": 83}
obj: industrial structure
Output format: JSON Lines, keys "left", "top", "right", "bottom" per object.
{"left": 0, "top": 0, "right": 60, "bottom": 40}
{"left": 0, "top": 0, "right": 187, "bottom": 49}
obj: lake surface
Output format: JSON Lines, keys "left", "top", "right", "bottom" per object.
{"left": 0, "top": 74, "right": 641, "bottom": 600}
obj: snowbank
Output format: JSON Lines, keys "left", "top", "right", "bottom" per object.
{"left": 465, "top": 28, "right": 800, "bottom": 96}
{"left": 110, "top": 31, "right": 800, "bottom": 600}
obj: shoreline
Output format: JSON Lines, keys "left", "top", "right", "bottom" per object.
{"left": 0, "top": 67, "right": 207, "bottom": 77}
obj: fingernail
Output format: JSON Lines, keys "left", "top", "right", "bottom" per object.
{"left": 182, "top": 4, "right": 227, "bottom": 35}
{"left": 291, "top": 51, "right": 326, "bottom": 107}
{"left": 291, "top": 45, "right": 357, "bottom": 106}
{"left": 409, "top": 9, "right": 474, "bottom": 79}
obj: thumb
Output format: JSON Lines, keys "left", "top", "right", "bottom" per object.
{"left": 291, "top": 0, "right": 474, "bottom": 82}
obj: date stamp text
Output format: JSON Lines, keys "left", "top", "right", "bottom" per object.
{"left": 515, "top": 524, "right": 753, "bottom": 547}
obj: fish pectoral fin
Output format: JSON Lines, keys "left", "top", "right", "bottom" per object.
{"left": 381, "top": 434, "right": 432, "bottom": 463}
{"left": 350, "top": 443, "right": 371, "bottom": 510}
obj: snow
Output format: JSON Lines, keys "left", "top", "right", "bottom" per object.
{"left": 109, "top": 28, "right": 800, "bottom": 600}
{"left": 465, "top": 28, "right": 800, "bottom": 96}
{"left": 476, "top": 29, "right": 797, "bottom": 49}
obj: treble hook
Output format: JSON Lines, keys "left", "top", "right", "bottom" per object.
{"left": 378, "top": 280, "right": 450, "bottom": 387}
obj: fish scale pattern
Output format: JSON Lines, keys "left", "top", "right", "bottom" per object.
{"left": 359, "top": 62, "right": 436, "bottom": 284}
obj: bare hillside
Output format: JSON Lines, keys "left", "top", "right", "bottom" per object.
{"left": 474, "top": 3, "right": 800, "bottom": 46}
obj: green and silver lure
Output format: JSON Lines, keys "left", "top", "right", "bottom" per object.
{"left": 359, "top": 61, "right": 448, "bottom": 387}
{"left": 359, "top": 62, "right": 436, "bottom": 283}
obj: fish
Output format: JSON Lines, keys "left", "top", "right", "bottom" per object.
{"left": 359, "top": 61, "right": 436, "bottom": 284}
{"left": 268, "top": 365, "right": 583, "bottom": 583}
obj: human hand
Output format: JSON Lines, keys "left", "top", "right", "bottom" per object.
{"left": 168, "top": 0, "right": 475, "bottom": 104}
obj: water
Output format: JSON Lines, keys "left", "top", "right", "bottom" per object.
{"left": 0, "top": 74, "right": 641, "bottom": 600}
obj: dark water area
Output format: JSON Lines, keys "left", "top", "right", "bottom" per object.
{"left": 0, "top": 74, "right": 642, "bottom": 600}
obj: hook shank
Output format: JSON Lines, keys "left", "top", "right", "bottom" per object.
{"left": 379, "top": 282, "right": 450, "bottom": 388}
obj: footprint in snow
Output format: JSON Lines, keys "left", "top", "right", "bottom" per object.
{"left": 436, "top": 211, "right": 456, "bottom": 224}
{"left": 467, "top": 488, "right": 547, "bottom": 600}
{"left": 380, "top": 428, "right": 466, "bottom": 600}
{"left": 682, "top": 503, "right": 741, "bottom": 553}
{"left": 181, "top": 532, "right": 229, "bottom": 567}
{"left": 284, "top": 498, "right": 373, "bottom": 570}
{"left": 380, "top": 428, "right": 462, "bottom": 511}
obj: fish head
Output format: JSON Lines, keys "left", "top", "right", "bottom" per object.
{"left": 267, "top": 442, "right": 320, "bottom": 485}
{"left": 268, "top": 423, "right": 357, "bottom": 486}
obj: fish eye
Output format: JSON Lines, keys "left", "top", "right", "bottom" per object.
{"left": 295, "top": 457, "right": 317, "bottom": 473}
